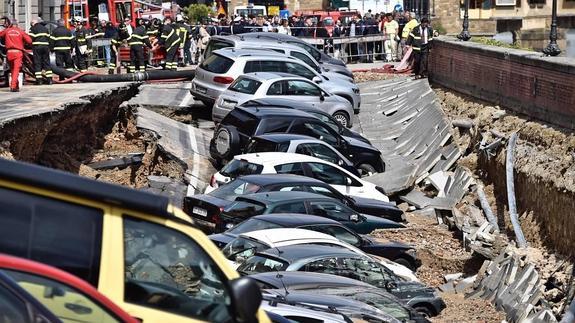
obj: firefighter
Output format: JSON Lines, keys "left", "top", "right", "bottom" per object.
{"left": 73, "top": 20, "right": 91, "bottom": 72}
{"left": 29, "top": 17, "right": 52, "bottom": 84}
{"left": 158, "top": 17, "right": 180, "bottom": 71}
{"left": 51, "top": 19, "right": 75, "bottom": 78}
{"left": 0, "top": 16, "right": 32, "bottom": 92}
{"left": 128, "top": 18, "right": 152, "bottom": 73}
{"left": 105, "top": 21, "right": 120, "bottom": 74}
{"left": 175, "top": 15, "right": 187, "bottom": 67}
{"left": 406, "top": 17, "right": 433, "bottom": 79}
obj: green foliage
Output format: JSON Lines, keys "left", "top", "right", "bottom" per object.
{"left": 183, "top": 4, "right": 214, "bottom": 23}
{"left": 472, "top": 37, "right": 533, "bottom": 51}
{"left": 432, "top": 22, "right": 446, "bottom": 35}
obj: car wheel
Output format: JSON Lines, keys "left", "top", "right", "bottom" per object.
{"left": 213, "top": 126, "right": 240, "bottom": 160}
{"left": 332, "top": 111, "right": 350, "bottom": 128}
{"left": 394, "top": 257, "right": 416, "bottom": 271}
{"left": 358, "top": 163, "right": 377, "bottom": 177}
{"left": 413, "top": 305, "right": 435, "bottom": 318}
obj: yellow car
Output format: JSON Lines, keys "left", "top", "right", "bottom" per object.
{"left": 0, "top": 158, "right": 270, "bottom": 323}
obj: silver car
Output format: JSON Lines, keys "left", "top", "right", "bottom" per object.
{"left": 204, "top": 35, "right": 354, "bottom": 79}
{"left": 190, "top": 48, "right": 361, "bottom": 113}
{"left": 213, "top": 72, "right": 354, "bottom": 126}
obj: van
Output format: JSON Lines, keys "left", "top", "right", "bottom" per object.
{"left": 0, "top": 158, "right": 269, "bottom": 323}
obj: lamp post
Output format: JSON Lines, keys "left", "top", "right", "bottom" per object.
{"left": 457, "top": 0, "right": 471, "bottom": 41}
{"left": 542, "top": 0, "right": 561, "bottom": 56}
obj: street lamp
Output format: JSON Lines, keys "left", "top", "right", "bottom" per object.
{"left": 542, "top": 0, "right": 561, "bottom": 56}
{"left": 457, "top": 0, "right": 471, "bottom": 41}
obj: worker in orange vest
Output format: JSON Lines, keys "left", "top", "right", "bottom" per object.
{"left": 0, "top": 17, "right": 32, "bottom": 92}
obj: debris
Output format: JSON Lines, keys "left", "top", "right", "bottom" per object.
{"left": 452, "top": 118, "right": 475, "bottom": 129}
{"left": 492, "top": 110, "right": 507, "bottom": 120}
{"left": 476, "top": 181, "right": 500, "bottom": 231}
{"left": 88, "top": 153, "right": 144, "bottom": 170}
{"left": 444, "top": 273, "right": 464, "bottom": 282}
{"left": 455, "top": 275, "right": 477, "bottom": 294}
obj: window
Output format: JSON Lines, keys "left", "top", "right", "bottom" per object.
{"left": 305, "top": 162, "right": 347, "bottom": 186}
{"left": 3, "top": 269, "right": 120, "bottom": 322}
{"left": 283, "top": 62, "right": 317, "bottom": 80}
{"left": 308, "top": 201, "right": 355, "bottom": 221}
{"left": 204, "top": 40, "right": 233, "bottom": 59}
{"left": 337, "top": 258, "right": 393, "bottom": 286}
{"left": 274, "top": 163, "right": 305, "bottom": 176}
{"left": 0, "top": 187, "right": 103, "bottom": 286}
{"left": 123, "top": 217, "right": 233, "bottom": 321}
{"left": 200, "top": 53, "right": 234, "bottom": 73}
{"left": 237, "top": 255, "right": 287, "bottom": 274}
{"left": 303, "top": 225, "right": 360, "bottom": 246}
{"left": 289, "top": 121, "right": 339, "bottom": 146}
{"left": 305, "top": 111, "right": 341, "bottom": 132}
{"left": 266, "top": 81, "right": 286, "bottom": 95}
{"left": 209, "top": 179, "right": 261, "bottom": 201}
{"left": 258, "top": 118, "right": 292, "bottom": 133}
{"left": 271, "top": 202, "right": 307, "bottom": 214}
{"left": 243, "top": 61, "right": 260, "bottom": 73}
{"left": 289, "top": 41, "right": 322, "bottom": 61}
{"left": 0, "top": 282, "right": 30, "bottom": 323}
{"left": 220, "top": 159, "right": 263, "bottom": 177}
{"left": 229, "top": 77, "right": 262, "bottom": 95}
{"left": 222, "top": 237, "right": 269, "bottom": 262}
{"left": 301, "top": 258, "right": 339, "bottom": 275}
{"left": 223, "top": 200, "right": 267, "bottom": 218}
{"left": 227, "top": 218, "right": 283, "bottom": 235}
{"left": 305, "top": 185, "right": 341, "bottom": 199}
{"left": 246, "top": 138, "right": 289, "bottom": 154}
{"left": 260, "top": 61, "right": 283, "bottom": 73}
{"left": 290, "top": 51, "right": 319, "bottom": 70}
{"left": 295, "top": 143, "right": 343, "bottom": 165}
{"left": 286, "top": 81, "right": 322, "bottom": 96}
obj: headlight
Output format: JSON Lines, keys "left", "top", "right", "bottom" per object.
{"left": 220, "top": 99, "right": 237, "bottom": 109}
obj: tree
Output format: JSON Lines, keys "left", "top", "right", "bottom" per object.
{"left": 183, "top": 4, "right": 214, "bottom": 23}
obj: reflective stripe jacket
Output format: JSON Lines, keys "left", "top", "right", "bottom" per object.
{"left": 128, "top": 25, "right": 152, "bottom": 47}
{"left": 406, "top": 25, "right": 433, "bottom": 51}
{"left": 176, "top": 22, "right": 187, "bottom": 47}
{"left": 29, "top": 23, "right": 50, "bottom": 46}
{"left": 158, "top": 24, "right": 180, "bottom": 51}
{"left": 0, "top": 25, "right": 32, "bottom": 51}
{"left": 75, "top": 28, "right": 91, "bottom": 50}
{"left": 50, "top": 26, "right": 74, "bottom": 51}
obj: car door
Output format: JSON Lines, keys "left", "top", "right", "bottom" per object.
{"left": 306, "top": 200, "right": 367, "bottom": 233}
{"left": 302, "top": 161, "right": 364, "bottom": 196}
{"left": 294, "top": 142, "right": 349, "bottom": 168}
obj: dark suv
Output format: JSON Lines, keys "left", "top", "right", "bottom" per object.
{"left": 210, "top": 107, "right": 384, "bottom": 176}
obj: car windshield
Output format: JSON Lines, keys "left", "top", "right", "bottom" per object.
{"left": 200, "top": 53, "right": 234, "bottom": 73}
{"left": 237, "top": 255, "right": 287, "bottom": 274}
{"left": 229, "top": 77, "right": 262, "bottom": 95}
{"left": 220, "top": 159, "right": 263, "bottom": 178}
{"left": 210, "top": 179, "right": 262, "bottom": 201}
{"left": 224, "top": 200, "right": 266, "bottom": 218}
{"left": 289, "top": 41, "right": 321, "bottom": 61}
{"left": 350, "top": 291, "right": 411, "bottom": 321}
{"left": 222, "top": 237, "right": 269, "bottom": 262}
{"left": 305, "top": 111, "right": 341, "bottom": 133}
{"left": 246, "top": 138, "right": 289, "bottom": 153}
{"left": 227, "top": 218, "right": 283, "bottom": 234}
{"left": 205, "top": 40, "right": 233, "bottom": 59}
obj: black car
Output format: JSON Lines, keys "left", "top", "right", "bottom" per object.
{"left": 210, "top": 107, "right": 384, "bottom": 175}
{"left": 209, "top": 213, "right": 419, "bottom": 270}
{"left": 238, "top": 245, "right": 446, "bottom": 318}
{"left": 185, "top": 174, "right": 404, "bottom": 232}
{"left": 218, "top": 191, "right": 404, "bottom": 234}
{"left": 239, "top": 98, "right": 371, "bottom": 144}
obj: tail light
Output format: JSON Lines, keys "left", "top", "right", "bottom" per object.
{"left": 213, "top": 76, "right": 234, "bottom": 84}
{"left": 210, "top": 175, "right": 218, "bottom": 188}
{"left": 211, "top": 207, "right": 224, "bottom": 225}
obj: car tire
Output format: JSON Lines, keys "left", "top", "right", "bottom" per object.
{"left": 332, "top": 111, "right": 350, "bottom": 128}
{"left": 213, "top": 126, "right": 240, "bottom": 160}
{"left": 413, "top": 305, "right": 435, "bottom": 318}
{"left": 358, "top": 163, "right": 377, "bottom": 177}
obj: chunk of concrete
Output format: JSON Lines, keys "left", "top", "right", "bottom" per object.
{"left": 427, "top": 171, "right": 449, "bottom": 197}
{"left": 455, "top": 275, "right": 477, "bottom": 294}
{"left": 444, "top": 272, "right": 464, "bottom": 282}
{"left": 439, "top": 281, "right": 455, "bottom": 293}
{"left": 148, "top": 175, "right": 172, "bottom": 190}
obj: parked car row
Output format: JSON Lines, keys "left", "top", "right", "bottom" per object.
{"left": 183, "top": 34, "right": 446, "bottom": 321}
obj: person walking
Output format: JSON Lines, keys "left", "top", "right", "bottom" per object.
{"left": 128, "top": 18, "right": 152, "bottom": 73}
{"left": 29, "top": 18, "right": 52, "bottom": 84}
{"left": 106, "top": 22, "right": 121, "bottom": 74}
{"left": 383, "top": 13, "right": 399, "bottom": 62}
{"left": 406, "top": 17, "right": 433, "bottom": 78}
{"left": 51, "top": 19, "right": 75, "bottom": 77}
{"left": 158, "top": 17, "right": 180, "bottom": 71}
{"left": 0, "top": 17, "right": 32, "bottom": 92}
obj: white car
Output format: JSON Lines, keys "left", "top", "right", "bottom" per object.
{"left": 206, "top": 152, "right": 390, "bottom": 202}
{"left": 222, "top": 228, "right": 417, "bottom": 282}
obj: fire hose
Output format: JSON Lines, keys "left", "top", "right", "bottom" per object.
{"left": 51, "top": 65, "right": 195, "bottom": 83}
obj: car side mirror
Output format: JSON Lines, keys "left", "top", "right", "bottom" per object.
{"left": 230, "top": 277, "right": 262, "bottom": 323}
{"left": 312, "top": 76, "right": 322, "bottom": 84}
{"left": 319, "top": 93, "right": 325, "bottom": 101}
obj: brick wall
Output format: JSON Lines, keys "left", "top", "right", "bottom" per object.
{"left": 429, "top": 37, "right": 575, "bottom": 129}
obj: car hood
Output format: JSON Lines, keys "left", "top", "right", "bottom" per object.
{"left": 321, "top": 63, "right": 353, "bottom": 78}
{"left": 343, "top": 136, "right": 381, "bottom": 153}
{"left": 395, "top": 281, "right": 437, "bottom": 296}
{"left": 362, "top": 214, "right": 405, "bottom": 229}
{"left": 323, "top": 70, "right": 354, "bottom": 83}
{"left": 351, "top": 196, "right": 405, "bottom": 222}
{"left": 208, "top": 232, "right": 237, "bottom": 249}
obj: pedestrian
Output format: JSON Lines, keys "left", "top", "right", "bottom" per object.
{"left": 364, "top": 14, "right": 379, "bottom": 62}
{"left": 51, "top": 19, "right": 75, "bottom": 79}
{"left": 400, "top": 12, "right": 418, "bottom": 60}
{"left": 73, "top": 20, "right": 91, "bottom": 72}
{"left": 29, "top": 17, "right": 52, "bottom": 84}
{"left": 345, "top": 15, "right": 363, "bottom": 62}
{"left": 0, "top": 17, "right": 31, "bottom": 92}
{"left": 406, "top": 17, "right": 433, "bottom": 78}
{"left": 196, "top": 20, "right": 211, "bottom": 63}
{"left": 384, "top": 13, "right": 399, "bottom": 61}
{"left": 128, "top": 18, "right": 152, "bottom": 73}
{"left": 276, "top": 19, "right": 290, "bottom": 35}
{"left": 183, "top": 18, "right": 193, "bottom": 65}
{"left": 332, "top": 19, "right": 343, "bottom": 59}
{"left": 158, "top": 17, "right": 180, "bottom": 71}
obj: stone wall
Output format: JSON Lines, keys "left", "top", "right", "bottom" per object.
{"left": 429, "top": 36, "right": 575, "bottom": 129}
{"left": 433, "top": 0, "right": 496, "bottom": 34}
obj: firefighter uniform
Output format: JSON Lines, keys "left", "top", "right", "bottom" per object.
{"left": 108, "top": 27, "right": 121, "bottom": 74}
{"left": 406, "top": 22, "right": 433, "bottom": 78}
{"left": 29, "top": 21, "right": 52, "bottom": 84}
{"left": 51, "top": 24, "right": 75, "bottom": 76}
{"left": 128, "top": 23, "right": 151, "bottom": 73}
{"left": 159, "top": 22, "right": 180, "bottom": 71}
{"left": 0, "top": 19, "right": 32, "bottom": 91}
{"left": 74, "top": 25, "right": 91, "bottom": 72}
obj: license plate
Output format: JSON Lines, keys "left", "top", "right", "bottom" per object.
{"left": 192, "top": 207, "right": 208, "bottom": 217}
{"left": 196, "top": 86, "right": 207, "bottom": 94}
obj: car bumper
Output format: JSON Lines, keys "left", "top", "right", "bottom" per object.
{"left": 190, "top": 79, "right": 225, "bottom": 103}
{"left": 212, "top": 101, "right": 233, "bottom": 124}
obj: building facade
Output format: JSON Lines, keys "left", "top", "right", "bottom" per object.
{"left": 2, "top": 0, "right": 63, "bottom": 29}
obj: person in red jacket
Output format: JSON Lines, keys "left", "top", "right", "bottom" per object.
{"left": 0, "top": 17, "right": 32, "bottom": 92}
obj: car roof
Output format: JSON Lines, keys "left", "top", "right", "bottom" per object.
{"left": 241, "top": 72, "right": 309, "bottom": 82}
{"left": 254, "top": 213, "right": 340, "bottom": 226}
{"left": 233, "top": 151, "right": 329, "bottom": 165}
{"left": 253, "top": 133, "right": 318, "bottom": 143}
{"left": 242, "top": 32, "right": 307, "bottom": 43}
{"left": 239, "top": 173, "right": 325, "bottom": 185}
{"left": 240, "top": 228, "right": 338, "bottom": 245}
{"left": 235, "top": 106, "right": 316, "bottom": 119}
{"left": 238, "top": 190, "right": 328, "bottom": 204}
{"left": 213, "top": 48, "right": 296, "bottom": 60}
{"left": 250, "top": 271, "right": 371, "bottom": 289}
{"left": 241, "top": 98, "right": 317, "bottom": 110}
{"left": 0, "top": 254, "right": 138, "bottom": 322}
{"left": 217, "top": 35, "right": 306, "bottom": 50}
{"left": 258, "top": 244, "right": 360, "bottom": 263}
{"left": 0, "top": 159, "right": 171, "bottom": 218}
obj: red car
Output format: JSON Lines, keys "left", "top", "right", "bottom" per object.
{"left": 0, "top": 254, "right": 138, "bottom": 323}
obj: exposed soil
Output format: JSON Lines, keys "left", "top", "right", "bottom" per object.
{"left": 353, "top": 71, "right": 403, "bottom": 83}
{"left": 433, "top": 293, "right": 506, "bottom": 323}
